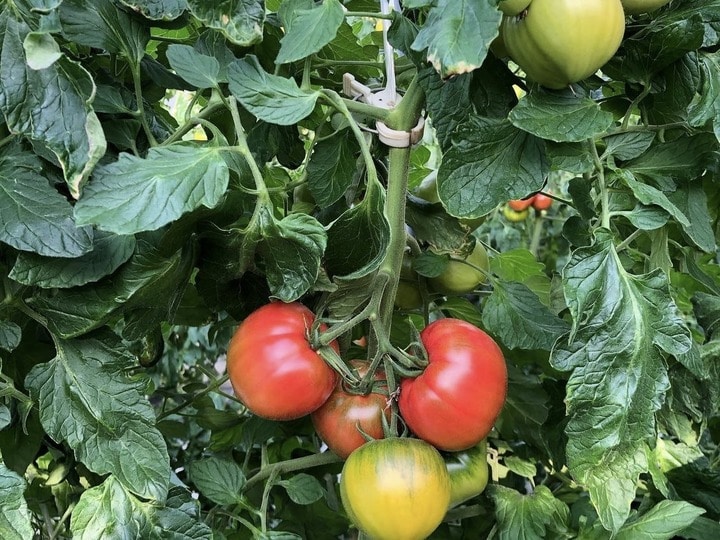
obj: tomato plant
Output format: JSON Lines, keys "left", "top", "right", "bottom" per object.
{"left": 226, "top": 302, "right": 338, "bottom": 420}
{"left": 429, "top": 240, "right": 490, "bottom": 294}
{"left": 395, "top": 254, "right": 424, "bottom": 310}
{"left": 502, "top": 0, "right": 626, "bottom": 88}
{"left": 311, "top": 361, "right": 389, "bottom": 458}
{"left": 340, "top": 438, "right": 451, "bottom": 540}
{"left": 398, "top": 319, "right": 508, "bottom": 451}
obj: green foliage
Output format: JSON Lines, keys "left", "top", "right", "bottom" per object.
{"left": 0, "top": 0, "right": 718, "bottom": 538}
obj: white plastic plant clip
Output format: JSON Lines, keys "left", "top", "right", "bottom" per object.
{"left": 342, "top": 0, "right": 425, "bottom": 148}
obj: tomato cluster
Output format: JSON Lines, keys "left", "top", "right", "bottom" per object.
{"left": 226, "top": 302, "right": 506, "bottom": 538}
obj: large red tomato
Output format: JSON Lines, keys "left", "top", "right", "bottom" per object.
{"left": 226, "top": 302, "right": 338, "bottom": 420}
{"left": 398, "top": 319, "right": 507, "bottom": 451}
{"left": 311, "top": 362, "right": 389, "bottom": 458}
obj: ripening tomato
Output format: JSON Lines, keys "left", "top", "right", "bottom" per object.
{"left": 311, "top": 361, "right": 389, "bottom": 458}
{"left": 398, "top": 319, "right": 507, "bottom": 451}
{"left": 621, "top": 0, "right": 671, "bottom": 14}
{"left": 340, "top": 438, "right": 451, "bottom": 540}
{"left": 503, "top": 206, "right": 529, "bottom": 222}
{"left": 508, "top": 198, "right": 534, "bottom": 211}
{"left": 446, "top": 439, "right": 490, "bottom": 507}
{"left": 226, "top": 302, "right": 338, "bottom": 420}
{"left": 502, "top": 0, "right": 626, "bottom": 89}
{"left": 531, "top": 193, "right": 553, "bottom": 210}
{"left": 429, "top": 240, "right": 490, "bottom": 295}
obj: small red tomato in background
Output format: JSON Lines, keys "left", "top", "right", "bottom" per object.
{"left": 531, "top": 193, "right": 553, "bottom": 211}
{"left": 398, "top": 319, "right": 507, "bottom": 451}
{"left": 311, "top": 361, "right": 389, "bottom": 458}
{"left": 507, "top": 198, "right": 534, "bottom": 211}
{"left": 226, "top": 302, "right": 338, "bottom": 421}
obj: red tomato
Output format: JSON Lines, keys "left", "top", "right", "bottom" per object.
{"left": 398, "top": 319, "right": 507, "bottom": 451}
{"left": 311, "top": 362, "right": 389, "bottom": 458}
{"left": 532, "top": 193, "right": 553, "bottom": 211}
{"left": 226, "top": 302, "right": 338, "bottom": 420}
{"left": 507, "top": 198, "right": 533, "bottom": 211}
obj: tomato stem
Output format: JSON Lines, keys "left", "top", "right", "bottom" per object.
{"left": 242, "top": 452, "right": 343, "bottom": 494}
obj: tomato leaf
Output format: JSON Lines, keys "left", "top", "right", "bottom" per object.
{"left": 488, "top": 485, "right": 572, "bottom": 540}
{"left": 279, "top": 473, "right": 325, "bottom": 505}
{"left": 616, "top": 500, "right": 705, "bottom": 540}
{"left": 74, "top": 145, "right": 229, "bottom": 235}
{"left": 25, "top": 335, "right": 171, "bottom": 502}
{"left": 509, "top": 89, "right": 615, "bottom": 143}
{"left": 324, "top": 180, "right": 389, "bottom": 278}
{"left": 276, "top": 0, "right": 344, "bottom": 65}
{"left": 483, "top": 280, "right": 570, "bottom": 351}
{"left": 551, "top": 231, "right": 692, "bottom": 532}
{"left": 256, "top": 210, "right": 327, "bottom": 302}
{"left": 0, "top": 464, "right": 33, "bottom": 540}
{"left": 0, "top": 321, "right": 21, "bottom": 352}
{"left": 437, "top": 117, "right": 548, "bottom": 219}
{"left": 0, "top": 405, "right": 9, "bottom": 430}
{"left": 307, "top": 130, "right": 360, "bottom": 208}
{"left": 228, "top": 56, "right": 321, "bottom": 125}
{"left": 9, "top": 231, "right": 135, "bottom": 289}
{"left": 166, "top": 44, "right": 222, "bottom": 88}
{"left": 411, "top": 0, "right": 501, "bottom": 78}
{"left": 417, "top": 67, "right": 474, "bottom": 150}
{"left": 117, "top": 0, "right": 187, "bottom": 21}
{"left": 0, "top": 143, "right": 94, "bottom": 257}
{"left": 187, "top": 457, "right": 246, "bottom": 506}
{"left": 186, "top": 0, "right": 264, "bottom": 46}
{"left": 31, "top": 241, "right": 191, "bottom": 339}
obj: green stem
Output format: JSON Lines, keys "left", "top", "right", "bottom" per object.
{"left": 341, "top": 97, "right": 391, "bottom": 122}
{"left": 589, "top": 140, "right": 610, "bottom": 229}
{"left": 528, "top": 212, "right": 544, "bottom": 257}
{"left": 131, "top": 63, "right": 158, "bottom": 147}
{"left": 157, "top": 374, "right": 229, "bottom": 420}
{"left": 259, "top": 468, "right": 279, "bottom": 532}
{"left": 621, "top": 83, "right": 652, "bottom": 130}
{"left": 615, "top": 229, "right": 642, "bottom": 253}
{"left": 161, "top": 101, "right": 225, "bottom": 146}
{"left": 242, "top": 452, "right": 343, "bottom": 494}
{"left": 0, "top": 133, "right": 15, "bottom": 149}
{"left": 345, "top": 11, "right": 394, "bottom": 19}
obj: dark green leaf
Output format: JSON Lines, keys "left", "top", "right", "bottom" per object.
{"left": 118, "top": 0, "right": 188, "bottom": 21}
{"left": 625, "top": 134, "right": 717, "bottom": 185}
{"left": 692, "top": 292, "right": 720, "bottom": 341}
{"left": 187, "top": 457, "right": 245, "bottom": 506}
{"left": 489, "top": 485, "right": 572, "bottom": 540}
{"left": 546, "top": 142, "right": 595, "bottom": 175}
{"left": 74, "top": 145, "right": 229, "bottom": 235}
{"left": 678, "top": 516, "right": 720, "bottom": 540}
{"left": 411, "top": 0, "right": 501, "bottom": 78}
{"left": 276, "top": 0, "right": 344, "bottom": 65}
{"left": 603, "top": 132, "right": 656, "bottom": 162}
{"left": 687, "top": 51, "right": 720, "bottom": 138}
{"left": 324, "top": 180, "right": 389, "bottom": 278}
{"left": 0, "top": 321, "right": 21, "bottom": 352}
{"left": 0, "top": 15, "right": 107, "bottom": 199}
{"left": 616, "top": 170, "right": 690, "bottom": 227}
{"left": 0, "top": 143, "right": 93, "bottom": 257}
{"left": 413, "top": 251, "right": 448, "bottom": 279}
{"left": 0, "top": 464, "right": 33, "bottom": 540}
{"left": 31, "top": 242, "right": 191, "bottom": 338}
{"left": 484, "top": 280, "right": 570, "bottom": 351}
{"left": 551, "top": 231, "right": 691, "bottom": 532}
{"left": 0, "top": 406, "right": 9, "bottom": 430}
{"left": 404, "top": 196, "right": 469, "bottom": 252}
{"left": 509, "top": 90, "right": 614, "bottom": 143}
{"left": 10, "top": 231, "right": 135, "bottom": 289}
{"left": 187, "top": 0, "right": 264, "bottom": 46}
{"left": 279, "top": 473, "right": 324, "bottom": 505}
{"left": 25, "top": 335, "right": 171, "bottom": 501}
{"left": 666, "top": 461, "right": 720, "bottom": 521}
{"left": 257, "top": 210, "right": 327, "bottom": 302}
{"left": 59, "top": 0, "right": 149, "bottom": 64}
{"left": 166, "top": 44, "right": 222, "bottom": 88}
{"left": 666, "top": 179, "right": 716, "bottom": 253}
{"left": 437, "top": 297, "right": 484, "bottom": 328}
{"left": 228, "top": 56, "right": 321, "bottom": 125}
{"left": 307, "top": 130, "right": 360, "bottom": 208}
{"left": 437, "top": 117, "right": 548, "bottom": 218}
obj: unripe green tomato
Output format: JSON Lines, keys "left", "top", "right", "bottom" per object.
{"left": 503, "top": 206, "right": 529, "bottom": 222}
{"left": 414, "top": 170, "right": 440, "bottom": 204}
{"left": 446, "top": 439, "right": 489, "bottom": 507}
{"left": 498, "top": 0, "right": 532, "bottom": 16}
{"left": 429, "top": 241, "right": 489, "bottom": 295}
{"left": 502, "top": 0, "right": 626, "bottom": 89}
{"left": 621, "top": 0, "right": 670, "bottom": 14}
{"left": 340, "top": 438, "right": 451, "bottom": 540}
{"left": 395, "top": 256, "right": 423, "bottom": 310}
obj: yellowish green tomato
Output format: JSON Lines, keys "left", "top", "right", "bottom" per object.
{"left": 498, "top": 0, "right": 532, "bottom": 16}
{"left": 340, "top": 438, "right": 451, "bottom": 540}
{"left": 429, "top": 241, "right": 489, "bottom": 295}
{"left": 502, "top": 0, "right": 626, "bottom": 89}
{"left": 503, "top": 206, "right": 529, "bottom": 222}
{"left": 621, "top": 0, "right": 671, "bottom": 14}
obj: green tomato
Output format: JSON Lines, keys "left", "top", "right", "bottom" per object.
{"left": 503, "top": 206, "right": 529, "bottom": 222}
{"left": 502, "top": 0, "right": 626, "bottom": 89}
{"left": 429, "top": 241, "right": 489, "bottom": 295}
{"left": 621, "top": 0, "right": 671, "bottom": 14}
{"left": 498, "top": 0, "right": 532, "bottom": 16}
{"left": 340, "top": 438, "right": 451, "bottom": 540}
{"left": 446, "top": 439, "right": 490, "bottom": 507}
{"left": 395, "top": 255, "right": 423, "bottom": 310}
